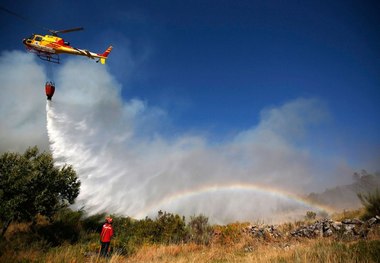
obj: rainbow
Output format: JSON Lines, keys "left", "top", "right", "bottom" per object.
{"left": 135, "top": 182, "right": 335, "bottom": 219}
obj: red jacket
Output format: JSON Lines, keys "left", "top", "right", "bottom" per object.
{"left": 100, "top": 223, "right": 114, "bottom": 242}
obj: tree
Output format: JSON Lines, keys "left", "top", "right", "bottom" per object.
{"left": 0, "top": 146, "right": 80, "bottom": 237}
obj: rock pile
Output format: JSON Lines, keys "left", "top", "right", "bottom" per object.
{"left": 245, "top": 216, "right": 379, "bottom": 240}
{"left": 290, "top": 216, "right": 380, "bottom": 238}
{"left": 245, "top": 224, "right": 282, "bottom": 239}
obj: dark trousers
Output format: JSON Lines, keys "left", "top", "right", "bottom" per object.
{"left": 100, "top": 241, "right": 110, "bottom": 257}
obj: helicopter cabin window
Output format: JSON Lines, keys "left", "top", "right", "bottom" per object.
{"left": 35, "top": 36, "right": 43, "bottom": 41}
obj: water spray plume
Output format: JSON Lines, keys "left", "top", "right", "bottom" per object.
{"left": 45, "top": 87, "right": 336, "bottom": 224}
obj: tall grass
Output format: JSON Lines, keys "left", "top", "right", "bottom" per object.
{"left": 332, "top": 208, "right": 364, "bottom": 221}
{"left": 122, "top": 239, "right": 380, "bottom": 263}
{"left": 2, "top": 231, "right": 379, "bottom": 262}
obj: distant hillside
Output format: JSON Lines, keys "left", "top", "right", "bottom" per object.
{"left": 307, "top": 171, "right": 380, "bottom": 210}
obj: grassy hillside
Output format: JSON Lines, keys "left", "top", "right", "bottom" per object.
{"left": 1, "top": 209, "right": 379, "bottom": 263}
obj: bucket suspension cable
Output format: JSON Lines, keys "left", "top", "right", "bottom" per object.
{"left": 46, "top": 61, "right": 56, "bottom": 82}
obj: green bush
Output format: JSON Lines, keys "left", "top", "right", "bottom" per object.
{"left": 154, "top": 210, "right": 187, "bottom": 244}
{"left": 305, "top": 211, "right": 317, "bottom": 220}
{"left": 81, "top": 212, "right": 106, "bottom": 233}
{"left": 103, "top": 211, "right": 189, "bottom": 256}
{"left": 357, "top": 188, "right": 380, "bottom": 220}
{"left": 36, "top": 208, "right": 84, "bottom": 246}
{"left": 187, "top": 214, "right": 213, "bottom": 245}
{"left": 214, "top": 223, "right": 248, "bottom": 245}
{"left": 108, "top": 215, "right": 138, "bottom": 255}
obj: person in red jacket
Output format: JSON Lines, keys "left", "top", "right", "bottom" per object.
{"left": 100, "top": 217, "right": 114, "bottom": 257}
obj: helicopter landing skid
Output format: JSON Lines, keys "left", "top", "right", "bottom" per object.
{"left": 26, "top": 48, "right": 60, "bottom": 64}
{"left": 37, "top": 53, "right": 60, "bottom": 64}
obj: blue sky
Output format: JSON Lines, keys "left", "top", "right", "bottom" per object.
{"left": 1, "top": 1, "right": 379, "bottom": 172}
{"left": 0, "top": 0, "right": 379, "bottom": 221}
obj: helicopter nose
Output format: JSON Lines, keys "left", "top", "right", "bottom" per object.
{"left": 22, "top": 39, "right": 31, "bottom": 46}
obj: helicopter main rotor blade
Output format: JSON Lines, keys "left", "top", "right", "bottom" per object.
{"left": 49, "top": 27, "right": 84, "bottom": 35}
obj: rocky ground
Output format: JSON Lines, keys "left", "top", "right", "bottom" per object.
{"left": 244, "top": 215, "right": 380, "bottom": 240}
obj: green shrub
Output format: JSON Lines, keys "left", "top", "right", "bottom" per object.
{"left": 109, "top": 215, "right": 138, "bottom": 255}
{"left": 81, "top": 212, "right": 106, "bottom": 233}
{"left": 187, "top": 214, "right": 213, "bottom": 245}
{"left": 36, "top": 208, "right": 83, "bottom": 246}
{"left": 214, "top": 223, "right": 248, "bottom": 245}
{"left": 357, "top": 188, "right": 380, "bottom": 220}
{"left": 103, "top": 211, "right": 189, "bottom": 256}
{"left": 305, "top": 211, "right": 317, "bottom": 220}
{"left": 153, "top": 210, "right": 187, "bottom": 244}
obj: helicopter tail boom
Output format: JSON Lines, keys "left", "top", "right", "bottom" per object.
{"left": 68, "top": 45, "right": 112, "bottom": 64}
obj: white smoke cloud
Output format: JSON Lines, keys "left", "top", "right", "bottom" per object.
{"left": 0, "top": 51, "right": 49, "bottom": 152}
{"left": 1, "top": 51, "right": 355, "bottom": 223}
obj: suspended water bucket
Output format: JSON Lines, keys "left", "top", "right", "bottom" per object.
{"left": 45, "top": 81, "right": 55, "bottom": 100}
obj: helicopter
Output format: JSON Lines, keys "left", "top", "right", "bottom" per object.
{"left": 22, "top": 27, "right": 112, "bottom": 64}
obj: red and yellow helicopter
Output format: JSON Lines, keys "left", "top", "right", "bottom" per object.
{"left": 23, "top": 27, "right": 112, "bottom": 64}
